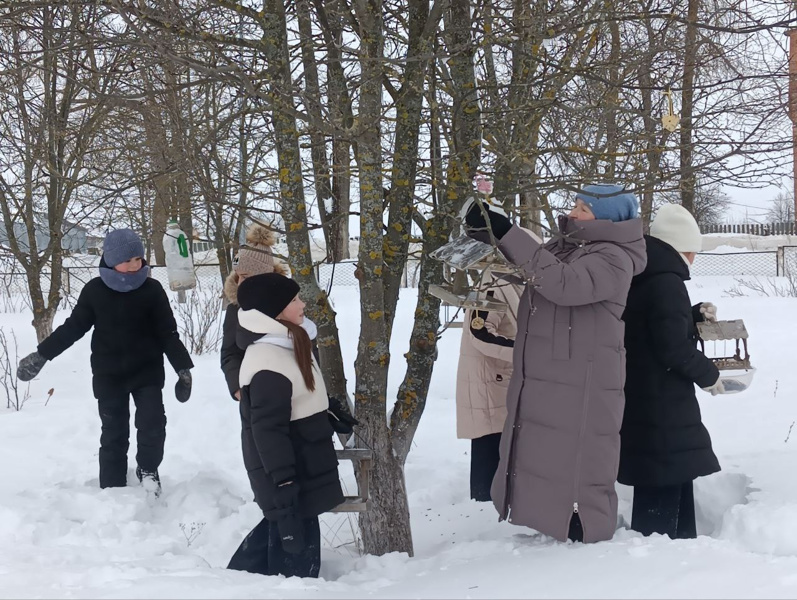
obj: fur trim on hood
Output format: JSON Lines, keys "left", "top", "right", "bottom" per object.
{"left": 224, "top": 262, "right": 289, "bottom": 305}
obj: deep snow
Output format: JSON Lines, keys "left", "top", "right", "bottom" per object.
{"left": 1, "top": 279, "right": 797, "bottom": 598}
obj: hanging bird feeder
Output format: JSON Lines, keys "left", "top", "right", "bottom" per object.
{"left": 162, "top": 219, "right": 197, "bottom": 303}
{"left": 661, "top": 88, "right": 681, "bottom": 132}
{"left": 429, "top": 234, "right": 512, "bottom": 313}
{"left": 697, "top": 319, "right": 756, "bottom": 393}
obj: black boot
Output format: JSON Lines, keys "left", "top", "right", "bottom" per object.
{"left": 136, "top": 466, "right": 162, "bottom": 498}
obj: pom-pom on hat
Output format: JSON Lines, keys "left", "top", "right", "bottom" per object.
{"left": 234, "top": 223, "right": 280, "bottom": 276}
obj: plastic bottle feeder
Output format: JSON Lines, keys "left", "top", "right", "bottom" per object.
{"left": 163, "top": 220, "right": 197, "bottom": 302}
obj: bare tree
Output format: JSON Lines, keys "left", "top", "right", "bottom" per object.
{"left": 0, "top": 3, "right": 126, "bottom": 340}
{"left": 766, "top": 191, "right": 795, "bottom": 223}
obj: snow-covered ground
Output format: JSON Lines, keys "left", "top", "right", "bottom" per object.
{"left": 1, "top": 279, "right": 797, "bottom": 598}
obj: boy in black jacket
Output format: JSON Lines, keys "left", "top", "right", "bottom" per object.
{"left": 17, "top": 229, "right": 193, "bottom": 495}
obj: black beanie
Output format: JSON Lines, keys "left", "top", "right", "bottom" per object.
{"left": 237, "top": 272, "right": 301, "bottom": 319}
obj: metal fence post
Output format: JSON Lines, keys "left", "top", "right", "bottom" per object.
{"left": 778, "top": 246, "right": 784, "bottom": 277}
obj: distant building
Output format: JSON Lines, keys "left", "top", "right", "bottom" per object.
{"left": 0, "top": 220, "right": 88, "bottom": 255}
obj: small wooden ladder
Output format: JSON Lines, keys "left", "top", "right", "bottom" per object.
{"left": 331, "top": 448, "right": 373, "bottom": 512}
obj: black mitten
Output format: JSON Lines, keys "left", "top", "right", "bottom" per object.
{"left": 271, "top": 481, "right": 305, "bottom": 554}
{"left": 465, "top": 201, "right": 512, "bottom": 240}
{"left": 328, "top": 396, "right": 359, "bottom": 434}
{"left": 175, "top": 369, "right": 192, "bottom": 402}
{"left": 17, "top": 351, "right": 47, "bottom": 382}
{"left": 277, "top": 512, "right": 305, "bottom": 555}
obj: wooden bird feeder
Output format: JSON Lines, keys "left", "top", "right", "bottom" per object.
{"left": 697, "top": 319, "right": 755, "bottom": 393}
{"left": 429, "top": 235, "right": 512, "bottom": 313}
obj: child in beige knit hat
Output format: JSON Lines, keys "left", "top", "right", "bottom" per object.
{"left": 221, "top": 223, "right": 288, "bottom": 399}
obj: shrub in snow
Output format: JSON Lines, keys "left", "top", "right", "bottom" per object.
{"left": 172, "top": 276, "right": 224, "bottom": 355}
{"left": 0, "top": 327, "right": 30, "bottom": 411}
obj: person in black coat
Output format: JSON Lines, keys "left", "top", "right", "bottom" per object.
{"left": 227, "top": 273, "right": 344, "bottom": 578}
{"left": 17, "top": 229, "right": 193, "bottom": 495}
{"left": 220, "top": 224, "right": 357, "bottom": 433}
{"left": 220, "top": 224, "right": 287, "bottom": 401}
{"left": 620, "top": 204, "right": 726, "bottom": 539}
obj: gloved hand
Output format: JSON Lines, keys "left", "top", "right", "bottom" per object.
{"left": 277, "top": 512, "right": 306, "bottom": 555}
{"left": 17, "top": 351, "right": 47, "bottom": 382}
{"left": 699, "top": 302, "right": 718, "bottom": 322}
{"left": 702, "top": 377, "right": 725, "bottom": 396}
{"left": 328, "top": 396, "right": 359, "bottom": 434}
{"left": 175, "top": 369, "right": 192, "bottom": 402}
{"left": 464, "top": 198, "right": 512, "bottom": 240}
{"left": 271, "top": 481, "right": 305, "bottom": 554}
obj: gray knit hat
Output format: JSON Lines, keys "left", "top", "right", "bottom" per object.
{"left": 103, "top": 229, "right": 145, "bottom": 267}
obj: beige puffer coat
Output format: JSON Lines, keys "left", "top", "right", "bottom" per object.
{"left": 455, "top": 271, "right": 523, "bottom": 440}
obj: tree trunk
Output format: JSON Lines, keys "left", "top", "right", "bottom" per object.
{"left": 297, "top": 0, "right": 339, "bottom": 263}
{"left": 138, "top": 92, "right": 172, "bottom": 266}
{"left": 349, "top": 0, "right": 415, "bottom": 558}
{"left": 382, "top": 0, "right": 438, "bottom": 336}
{"left": 442, "top": 0, "right": 482, "bottom": 212}
{"left": 314, "top": 0, "right": 353, "bottom": 261}
{"left": 390, "top": 217, "right": 445, "bottom": 464}
{"left": 680, "top": 0, "right": 699, "bottom": 213}
{"left": 602, "top": 8, "right": 622, "bottom": 180}
{"left": 262, "top": 0, "right": 348, "bottom": 401}
{"left": 638, "top": 13, "right": 673, "bottom": 227}
{"left": 393, "top": 0, "right": 481, "bottom": 489}
{"left": 359, "top": 428, "right": 413, "bottom": 554}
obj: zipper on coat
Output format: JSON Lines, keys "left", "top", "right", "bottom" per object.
{"left": 502, "top": 292, "right": 534, "bottom": 520}
{"left": 570, "top": 361, "right": 593, "bottom": 538}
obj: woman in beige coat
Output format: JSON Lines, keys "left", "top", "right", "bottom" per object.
{"left": 456, "top": 269, "right": 523, "bottom": 501}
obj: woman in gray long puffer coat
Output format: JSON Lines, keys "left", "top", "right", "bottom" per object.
{"left": 465, "top": 184, "right": 647, "bottom": 543}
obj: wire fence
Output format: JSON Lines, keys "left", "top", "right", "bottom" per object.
{"left": 691, "top": 251, "right": 778, "bottom": 277}
{"left": 0, "top": 259, "right": 424, "bottom": 309}
{"left": 0, "top": 249, "right": 791, "bottom": 310}
{"left": 316, "top": 260, "right": 422, "bottom": 288}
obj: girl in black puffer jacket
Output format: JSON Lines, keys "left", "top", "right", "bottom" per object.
{"left": 227, "top": 273, "right": 343, "bottom": 579}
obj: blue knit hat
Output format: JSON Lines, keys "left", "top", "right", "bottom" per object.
{"left": 103, "top": 229, "right": 145, "bottom": 267}
{"left": 575, "top": 184, "right": 639, "bottom": 222}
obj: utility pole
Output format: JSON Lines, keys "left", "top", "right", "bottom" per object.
{"left": 679, "top": 0, "right": 699, "bottom": 215}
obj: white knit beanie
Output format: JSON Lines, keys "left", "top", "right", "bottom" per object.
{"left": 650, "top": 203, "right": 703, "bottom": 253}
